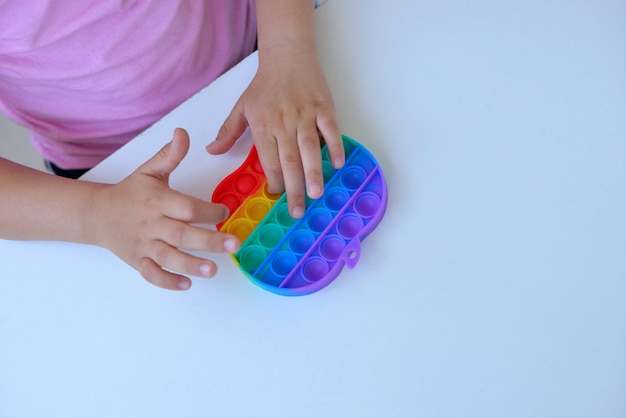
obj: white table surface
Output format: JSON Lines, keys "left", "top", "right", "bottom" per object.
{"left": 2, "top": 1, "right": 625, "bottom": 417}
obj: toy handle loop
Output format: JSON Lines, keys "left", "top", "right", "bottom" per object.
{"left": 342, "top": 240, "right": 362, "bottom": 269}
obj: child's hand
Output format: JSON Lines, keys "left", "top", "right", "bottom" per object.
{"left": 206, "top": 50, "right": 345, "bottom": 219}
{"left": 88, "top": 128, "right": 240, "bottom": 290}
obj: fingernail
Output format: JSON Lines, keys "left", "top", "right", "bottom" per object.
{"left": 224, "top": 238, "right": 239, "bottom": 253}
{"left": 292, "top": 206, "right": 305, "bottom": 218}
{"left": 205, "top": 143, "right": 215, "bottom": 153}
{"left": 333, "top": 157, "right": 344, "bottom": 169}
{"left": 177, "top": 280, "right": 191, "bottom": 290}
{"left": 309, "top": 183, "right": 322, "bottom": 198}
{"left": 199, "top": 264, "right": 213, "bottom": 277}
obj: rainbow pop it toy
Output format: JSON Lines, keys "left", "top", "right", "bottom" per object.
{"left": 211, "top": 135, "right": 387, "bottom": 296}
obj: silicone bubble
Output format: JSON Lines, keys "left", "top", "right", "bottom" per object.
{"left": 306, "top": 208, "right": 333, "bottom": 233}
{"left": 271, "top": 251, "right": 299, "bottom": 277}
{"left": 239, "top": 245, "right": 267, "bottom": 272}
{"left": 337, "top": 214, "right": 364, "bottom": 239}
{"left": 354, "top": 192, "right": 382, "bottom": 218}
{"left": 340, "top": 166, "right": 367, "bottom": 190}
{"left": 227, "top": 219, "right": 255, "bottom": 243}
{"left": 257, "top": 224, "right": 284, "bottom": 249}
{"left": 323, "top": 187, "right": 350, "bottom": 212}
{"left": 211, "top": 135, "right": 387, "bottom": 296}
{"left": 234, "top": 172, "right": 258, "bottom": 195}
{"left": 301, "top": 257, "right": 330, "bottom": 283}
{"left": 320, "top": 235, "right": 346, "bottom": 261}
{"left": 245, "top": 198, "right": 271, "bottom": 222}
{"left": 289, "top": 230, "right": 316, "bottom": 255}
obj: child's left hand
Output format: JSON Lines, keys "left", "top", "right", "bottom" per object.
{"left": 206, "top": 49, "right": 345, "bottom": 219}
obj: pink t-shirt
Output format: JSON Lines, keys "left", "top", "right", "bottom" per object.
{"left": 0, "top": 0, "right": 257, "bottom": 169}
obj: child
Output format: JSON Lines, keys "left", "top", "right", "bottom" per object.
{"left": 0, "top": 0, "right": 345, "bottom": 291}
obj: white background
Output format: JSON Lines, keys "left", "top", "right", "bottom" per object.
{"left": 1, "top": 1, "right": 625, "bottom": 417}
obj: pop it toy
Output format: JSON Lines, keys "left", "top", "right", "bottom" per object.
{"left": 211, "top": 135, "right": 387, "bottom": 296}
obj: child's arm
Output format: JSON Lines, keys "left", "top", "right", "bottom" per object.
{"left": 0, "top": 128, "right": 239, "bottom": 290}
{"left": 207, "top": 0, "right": 344, "bottom": 219}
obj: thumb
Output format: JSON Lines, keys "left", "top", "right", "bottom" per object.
{"left": 139, "top": 127, "right": 190, "bottom": 180}
{"left": 206, "top": 100, "right": 248, "bottom": 155}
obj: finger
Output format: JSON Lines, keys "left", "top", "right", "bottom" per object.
{"left": 149, "top": 240, "right": 220, "bottom": 280}
{"left": 276, "top": 134, "right": 306, "bottom": 218}
{"left": 161, "top": 220, "right": 240, "bottom": 253}
{"left": 159, "top": 190, "right": 230, "bottom": 225}
{"left": 317, "top": 111, "right": 345, "bottom": 169}
{"left": 250, "top": 126, "right": 285, "bottom": 196}
{"left": 297, "top": 124, "right": 324, "bottom": 200}
{"left": 138, "top": 128, "right": 190, "bottom": 180}
{"left": 138, "top": 257, "right": 193, "bottom": 291}
{"left": 206, "top": 100, "right": 248, "bottom": 155}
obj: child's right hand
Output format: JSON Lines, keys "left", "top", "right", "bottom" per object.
{"left": 86, "top": 128, "right": 240, "bottom": 291}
